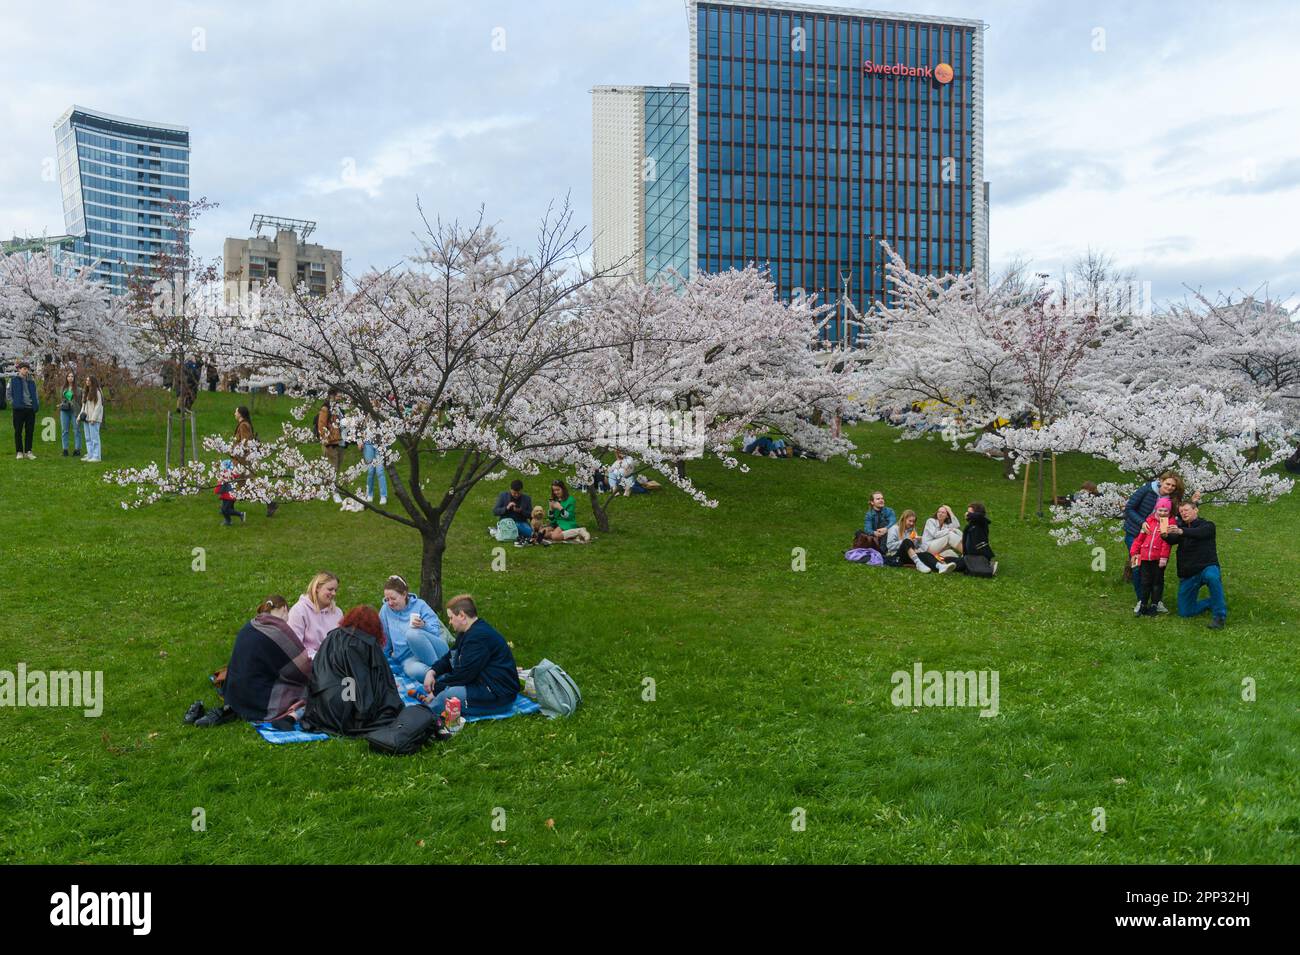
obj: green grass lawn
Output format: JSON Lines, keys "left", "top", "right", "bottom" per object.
{"left": 2, "top": 390, "right": 1297, "bottom": 863}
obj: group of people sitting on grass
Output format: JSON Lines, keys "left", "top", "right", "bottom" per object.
{"left": 186, "top": 573, "right": 519, "bottom": 728}
{"left": 491, "top": 478, "right": 593, "bottom": 546}
{"left": 848, "top": 490, "right": 997, "bottom": 576}
{"left": 740, "top": 430, "right": 818, "bottom": 459}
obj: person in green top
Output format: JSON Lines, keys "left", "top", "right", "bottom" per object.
{"left": 546, "top": 480, "right": 591, "bottom": 543}
{"left": 58, "top": 370, "right": 84, "bottom": 457}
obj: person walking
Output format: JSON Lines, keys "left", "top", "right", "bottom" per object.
{"left": 57, "top": 370, "right": 84, "bottom": 457}
{"left": 232, "top": 405, "right": 277, "bottom": 517}
{"left": 80, "top": 374, "right": 105, "bottom": 462}
{"left": 10, "top": 361, "right": 39, "bottom": 459}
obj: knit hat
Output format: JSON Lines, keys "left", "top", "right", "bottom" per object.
{"left": 1155, "top": 496, "right": 1172, "bottom": 511}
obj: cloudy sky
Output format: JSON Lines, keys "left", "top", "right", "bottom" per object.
{"left": 2, "top": 0, "right": 1297, "bottom": 306}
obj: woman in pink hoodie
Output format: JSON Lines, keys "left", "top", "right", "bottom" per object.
{"left": 287, "top": 572, "right": 343, "bottom": 659}
{"left": 1130, "top": 497, "right": 1175, "bottom": 617}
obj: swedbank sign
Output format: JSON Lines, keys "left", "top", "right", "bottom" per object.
{"left": 863, "top": 61, "right": 954, "bottom": 84}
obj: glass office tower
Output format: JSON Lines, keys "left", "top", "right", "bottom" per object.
{"left": 690, "top": 1, "right": 986, "bottom": 341}
{"left": 54, "top": 105, "right": 191, "bottom": 294}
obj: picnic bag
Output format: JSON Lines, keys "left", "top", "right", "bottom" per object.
{"left": 530, "top": 658, "right": 581, "bottom": 718}
{"left": 494, "top": 517, "right": 520, "bottom": 542}
{"left": 365, "top": 704, "right": 446, "bottom": 755}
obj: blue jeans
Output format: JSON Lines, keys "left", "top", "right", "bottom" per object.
{"left": 397, "top": 627, "right": 450, "bottom": 681}
{"left": 1177, "top": 565, "right": 1227, "bottom": 620}
{"left": 514, "top": 520, "right": 532, "bottom": 537}
{"left": 60, "top": 409, "right": 84, "bottom": 452}
{"left": 363, "top": 442, "right": 387, "bottom": 499}
{"left": 84, "top": 421, "right": 102, "bottom": 459}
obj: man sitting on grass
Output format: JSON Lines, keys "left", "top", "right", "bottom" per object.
{"left": 863, "top": 490, "right": 896, "bottom": 547}
{"left": 492, "top": 479, "right": 533, "bottom": 539}
{"left": 1162, "top": 501, "right": 1227, "bottom": 630}
{"left": 423, "top": 594, "right": 519, "bottom": 715}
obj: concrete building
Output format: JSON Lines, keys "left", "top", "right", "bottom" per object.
{"left": 223, "top": 215, "right": 342, "bottom": 304}
{"left": 54, "top": 105, "right": 190, "bottom": 294}
{"left": 592, "top": 84, "right": 691, "bottom": 285}
{"left": 594, "top": 2, "right": 989, "bottom": 341}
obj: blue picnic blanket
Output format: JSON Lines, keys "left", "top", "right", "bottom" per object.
{"left": 248, "top": 657, "right": 540, "bottom": 744}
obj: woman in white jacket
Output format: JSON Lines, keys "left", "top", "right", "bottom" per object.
{"left": 922, "top": 505, "right": 963, "bottom": 559}
{"left": 886, "top": 509, "right": 952, "bottom": 573}
{"left": 80, "top": 374, "right": 105, "bottom": 462}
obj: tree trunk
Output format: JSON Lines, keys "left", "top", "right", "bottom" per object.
{"left": 588, "top": 483, "right": 610, "bottom": 533}
{"left": 420, "top": 529, "right": 447, "bottom": 608}
{"left": 675, "top": 460, "right": 686, "bottom": 479}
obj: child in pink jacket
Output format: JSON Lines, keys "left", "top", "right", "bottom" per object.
{"left": 1130, "top": 496, "right": 1174, "bottom": 616}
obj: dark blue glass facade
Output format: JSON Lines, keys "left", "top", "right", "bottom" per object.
{"left": 644, "top": 86, "right": 692, "bottom": 285}
{"left": 693, "top": 1, "right": 980, "bottom": 341}
{"left": 56, "top": 107, "right": 191, "bottom": 293}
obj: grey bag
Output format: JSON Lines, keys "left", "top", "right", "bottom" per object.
{"left": 531, "top": 659, "right": 581, "bottom": 719}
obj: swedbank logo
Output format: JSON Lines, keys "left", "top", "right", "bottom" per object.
{"left": 862, "top": 60, "right": 954, "bottom": 84}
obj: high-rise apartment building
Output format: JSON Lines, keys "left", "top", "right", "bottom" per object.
{"left": 54, "top": 105, "right": 190, "bottom": 294}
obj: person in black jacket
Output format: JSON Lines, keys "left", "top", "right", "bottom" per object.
{"left": 952, "top": 501, "right": 998, "bottom": 576}
{"left": 1161, "top": 501, "right": 1227, "bottom": 629}
{"left": 301, "top": 605, "right": 404, "bottom": 734}
{"left": 423, "top": 594, "right": 519, "bottom": 715}
{"left": 10, "top": 361, "right": 39, "bottom": 458}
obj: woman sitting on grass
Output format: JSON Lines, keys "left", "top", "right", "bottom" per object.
{"left": 380, "top": 574, "right": 450, "bottom": 680}
{"left": 886, "top": 509, "right": 951, "bottom": 574}
{"left": 547, "top": 480, "right": 591, "bottom": 542}
{"left": 951, "top": 502, "right": 998, "bottom": 576}
{"left": 922, "top": 505, "right": 963, "bottom": 559}
{"left": 221, "top": 595, "right": 312, "bottom": 723}
{"left": 288, "top": 572, "right": 343, "bottom": 660}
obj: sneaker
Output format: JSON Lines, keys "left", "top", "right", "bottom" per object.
{"left": 239, "top": 512, "right": 247, "bottom": 524}
{"left": 912, "top": 558, "right": 931, "bottom": 574}
{"left": 183, "top": 700, "right": 206, "bottom": 724}
{"left": 378, "top": 496, "right": 386, "bottom": 505}
{"left": 514, "top": 539, "right": 528, "bottom": 548}
{"left": 991, "top": 561, "right": 998, "bottom": 576}
{"left": 1155, "top": 602, "right": 1169, "bottom": 614}
{"left": 25, "top": 451, "right": 35, "bottom": 459}
{"left": 359, "top": 491, "right": 371, "bottom": 502}
{"left": 1208, "top": 616, "right": 1225, "bottom": 630}
{"left": 15, "top": 453, "right": 21, "bottom": 461}
{"left": 1134, "top": 601, "right": 1142, "bottom": 616}
{"left": 936, "top": 561, "right": 954, "bottom": 573}
{"left": 193, "top": 704, "right": 238, "bottom": 727}
{"left": 73, "top": 449, "right": 81, "bottom": 457}
{"left": 62, "top": 449, "right": 69, "bottom": 457}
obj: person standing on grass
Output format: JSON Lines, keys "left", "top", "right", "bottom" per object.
{"left": 316, "top": 389, "right": 344, "bottom": 503}
{"left": 547, "top": 480, "right": 591, "bottom": 543}
{"left": 492, "top": 479, "right": 533, "bottom": 538}
{"left": 863, "top": 490, "right": 896, "bottom": 547}
{"left": 1123, "top": 472, "right": 1195, "bottom": 613}
{"left": 422, "top": 594, "right": 519, "bottom": 716}
{"left": 58, "top": 370, "right": 84, "bottom": 457}
{"left": 288, "top": 572, "right": 344, "bottom": 660}
{"left": 10, "top": 361, "right": 39, "bottom": 460}
{"left": 379, "top": 575, "right": 449, "bottom": 681}
{"left": 79, "top": 374, "right": 104, "bottom": 462}
{"left": 1162, "top": 501, "right": 1227, "bottom": 630}
{"left": 1129, "top": 496, "right": 1174, "bottom": 617}
{"left": 362, "top": 439, "right": 387, "bottom": 505}
{"left": 232, "top": 406, "right": 277, "bottom": 517}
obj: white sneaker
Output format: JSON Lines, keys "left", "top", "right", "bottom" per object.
{"left": 937, "top": 561, "right": 954, "bottom": 573}
{"left": 912, "top": 557, "right": 931, "bottom": 574}
{"left": 1156, "top": 602, "right": 1169, "bottom": 614}
{"left": 991, "top": 561, "right": 998, "bottom": 576}
{"left": 379, "top": 496, "right": 387, "bottom": 505}
{"left": 15, "top": 453, "right": 22, "bottom": 461}
{"left": 1134, "top": 601, "right": 1142, "bottom": 616}
{"left": 26, "top": 451, "right": 36, "bottom": 459}
{"left": 359, "top": 491, "right": 371, "bottom": 502}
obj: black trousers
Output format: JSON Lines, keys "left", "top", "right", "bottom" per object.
{"left": 220, "top": 499, "right": 244, "bottom": 524}
{"left": 1139, "top": 560, "right": 1166, "bottom": 610}
{"left": 12, "top": 408, "right": 35, "bottom": 453}
{"left": 898, "top": 538, "right": 939, "bottom": 570}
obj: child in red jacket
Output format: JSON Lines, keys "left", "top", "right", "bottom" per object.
{"left": 1130, "top": 496, "right": 1174, "bottom": 616}
{"left": 215, "top": 459, "right": 245, "bottom": 525}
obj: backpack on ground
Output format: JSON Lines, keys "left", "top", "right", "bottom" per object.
{"left": 530, "top": 659, "right": 581, "bottom": 718}
{"left": 365, "top": 704, "right": 446, "bottom": 755}
{"left": 494, "top": 517, "right": 520, "bottom": 542}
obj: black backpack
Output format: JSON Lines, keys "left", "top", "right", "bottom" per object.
{"left": 365, "top": 705, "right": 448, "bottom": 755}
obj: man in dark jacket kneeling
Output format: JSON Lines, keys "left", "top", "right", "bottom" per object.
{"left": 1162, "top": 501, "right": 1227, "bottom": 629}
{"left": 424, "top": 594, "right": 519, "bottom": 715}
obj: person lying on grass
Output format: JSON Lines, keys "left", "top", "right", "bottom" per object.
{"left": 422, "top": 594, "right": 519, "bottom": 716}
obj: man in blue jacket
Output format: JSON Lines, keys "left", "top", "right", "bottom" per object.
{"left": 423, "top": 594, "right": 519, "bottom": 715}
{"left": 10, "top": 361, "right": 39, "bottom": 459}
{"left": 863, "top": 490, "right": 896, "bottom": 546}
